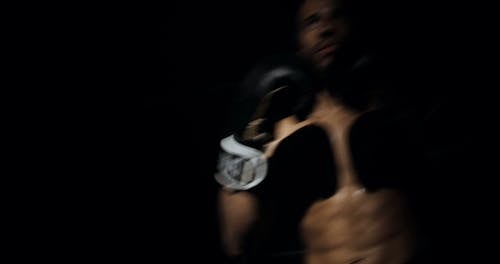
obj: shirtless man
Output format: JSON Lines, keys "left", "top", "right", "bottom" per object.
{"left": 216, "top": 0, "right": 417, "bottom": 263}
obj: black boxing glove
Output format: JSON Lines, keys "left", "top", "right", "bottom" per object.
{"left": 231, "top": 54, "right": 319, "bottom": 149}
{"left": 214, "top": 54, "right": 318, "bottom": 190}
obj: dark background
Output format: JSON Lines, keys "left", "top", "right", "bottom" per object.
{"left": 154, "top": 2, "right": 303, "bottom": 261}
{"left": 150, "top": 0, "right": 491, "bottom": 262}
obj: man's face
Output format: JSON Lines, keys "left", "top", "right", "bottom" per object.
{"left": 297, "top": 0, "right": 351, "bottom": 70}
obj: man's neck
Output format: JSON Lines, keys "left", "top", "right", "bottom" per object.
{"left": 310, "top": 90, "right": 362, "bottom": 134}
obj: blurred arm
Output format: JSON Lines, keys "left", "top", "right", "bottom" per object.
{"left": 218, "top": 189, "right": 258, "bottom": 257}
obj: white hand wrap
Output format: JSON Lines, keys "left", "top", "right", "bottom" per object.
{"left": 214, "top": 135, "right": 268, "bottom": 190}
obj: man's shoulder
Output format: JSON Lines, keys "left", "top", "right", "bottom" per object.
{"left": 276, "top": 124, "right": 328, "bottom": 148}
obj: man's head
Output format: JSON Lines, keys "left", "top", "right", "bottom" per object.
{"left": 296, "top": 0, "right": 353, "bottom": 70}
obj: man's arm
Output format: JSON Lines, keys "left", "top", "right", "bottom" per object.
{"left": 218, "top": 189, "right": 258, "bottom": 257}
{"left": 215, "top": 54, "right": 318, "bottom": 259}
{"left": 217, "top": 117, "right": 308, "bottom": 257}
